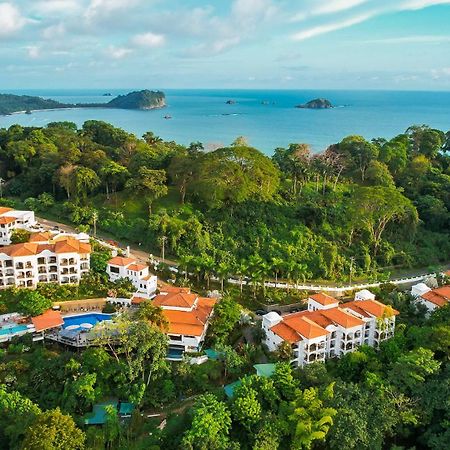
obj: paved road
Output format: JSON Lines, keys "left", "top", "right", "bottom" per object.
{"left": 36, "top": 215, "right": 449, "bottom": 293}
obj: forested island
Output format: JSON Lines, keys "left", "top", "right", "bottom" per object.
{"left": 0, "top": 120, "right": 449, "bottom": 449}
{"left": 296, "top": 98, "right": 334, "bottom": 109}
{"left": 0, "top": 90, "right": 165, "bottom": 115}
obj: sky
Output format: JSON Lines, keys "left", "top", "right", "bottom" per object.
{"left": 2, "top": 0, "right": 450, "bottom": 90}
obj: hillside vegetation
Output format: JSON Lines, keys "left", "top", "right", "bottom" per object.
{"left": 0, "top": 121, "right": 448, "bottom": 288}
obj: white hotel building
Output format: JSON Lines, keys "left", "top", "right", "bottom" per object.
{"left": 0, "top": 235, "right": 91, "bottom": 289}
{"left": 0, "top": 207, "right": 38, "bottom": 245}
{"left": 106, "top": 256, "right": 157, "bottom": 298}
{"left": 263, "top": 291, "right": 398, "bottom": 367}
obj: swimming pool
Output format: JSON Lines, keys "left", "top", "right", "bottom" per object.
{"left": 0, "top": 324, "right": 29, "bottom": 336}
{"left": 63, "top": 313, "right": 112, "bottom": 329}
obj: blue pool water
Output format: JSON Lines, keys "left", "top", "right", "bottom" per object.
{"left": 63, "top": 313, "right": 112, "bottom": 329}
{"left": 0, "top": 324, "right": 29, "bottom": 336}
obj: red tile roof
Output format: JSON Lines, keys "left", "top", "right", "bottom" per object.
{"left": 108, "top": 256, "right": 136, "bottom": 267}
{"left": 54, "top": 239, "right": 91, "bottom": 254}
{"left": 0, "top": 207, "right": 13, "bottom": 215}
{"left": 131, "top": 296, "right": 147, "bottom": 305}
{"left": 421, "top": 286, "right": 450, "bottom": 308}
{"left": 127, "top": 263, "right": 147, "bottom": 272}
{"left": 0, "top": 239, "right": 91, "bottom": 257}
{"left": 0, "top": 216, "right": 16, "bottom": 225}
{"left": 162, "top": 286, "right": 191, "bottom": 294}
{"left": 270, "top": 322, "right": 301, "bottom": 344}
{"left": 344, "top": 300, "right": 399, "bottom": 318}
{"left": 284, "top": 315, "right": 330, "bottom": 339}
{"left": 309, "top": 292, "right": 339, "bottom": 306}
{"left": 31, "top": 310, "right": 63, "bottom": 332}
{"left": 29, "top": 232, "right": 51, "bottom": 242}
{"left": 153, "top": 292, "right": 198, "bottom": 309}
{"left": 162, "top": 297, "right": 216, "bottom": 336}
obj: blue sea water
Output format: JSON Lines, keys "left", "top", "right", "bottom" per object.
{"left": 1, "top": 89, "right": 449, "bottom": 154}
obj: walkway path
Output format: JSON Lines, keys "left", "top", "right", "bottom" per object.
{"left": 37, "top": 216, "right": 448, "bottom": 294}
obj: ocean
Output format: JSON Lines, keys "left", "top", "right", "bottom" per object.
{"left": 1, "top": 89, "right": 450, "bottom": 154}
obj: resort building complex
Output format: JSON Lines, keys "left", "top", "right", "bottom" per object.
{"left": 411, "top": 282, "right": 450, "bottom": 312}
{"left": 0, "top": 236, "right": 91, "bottom": 289}
{"left": 263, "top": 291, "right": 398, "bottom": 367}
{"left": 153, "top": 287, "right": 216, "bottom": 360}
{"left": 0, "top": 207, "right": 38, "bottom": 245}
{"left": 106, "top": 256, "right": 157, "bottom": 298}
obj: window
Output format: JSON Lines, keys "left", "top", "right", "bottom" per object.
{"left": 110, "top": 266, "right": 120, "bottom": 274}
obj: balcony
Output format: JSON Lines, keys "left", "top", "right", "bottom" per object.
{"left": 38, "top": 276, "right": 48, "bottom": 282}
{"left": 48, "top": 257, "right": 57, "bottom": 264}
{"left": 37, "top": 258, "right": 45, "bottom": 265}
{"left": 38, "top": 268, "right": 47, "bottom": 274}
{"left": 48, "top": 266, "right": 57, "bottom": 273}
{"left": 15, "top": 263, "right": 24, "bottom": 270}
{"left": 307, "top": 342, "right": 326, "bottom": 352}
{"left": 81, "top": 263, "right": 89, "bottom": 270}
{"left": 49, "top": 275, "right": 58, "bottom": 282}
{"left": 4, "top": 261, "right": 12, "bottom": 268}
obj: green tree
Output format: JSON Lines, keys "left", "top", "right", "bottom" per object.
{"left": 21, "top": 408, "right": 85, "bottom": 450}
{"left": 209, "top": 296, "right": 241, "bottom": 344}
{"left": 74, "top": 166, "right": 101, "bottom": 203}
{"left": 94, "top": 315, "right": 168, "bottom": 406}
{"left": 135, "top": 300, "right": 168, "bottom": 330}
{"left": 232, "top": 386, "right": 262, "bottom": 431}
{"left": 17, "top": 290, "right": 52, "bottom": 317}
{"left": 338, "top": 135, "right": 379, "bottom": 181}
{"left": 182, "top": 394, "right": 232, "bottom": 450}
{"left": 389, "top": 347, "right": 441, "bottom": 394}
{"left": 125, "top": 167, "right": 168, "bottom": 215}
{"left": 350, "top": 186, "right": 418, "bottom": 257}
{"left": 288, "top": 384, "right": 336, "bottom": 450}
{"left": 10, "top": 229, "right": 31, "bottom": 244}
{"left": 0, "top": 385, "right": 41, "bottom": 450}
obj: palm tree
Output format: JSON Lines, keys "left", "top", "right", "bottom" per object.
{"left": 142, "top": 131, "right": 163, "bottom": 146}
{"left": 271, "top": 257, "right": 284, "bottom": 288}
{"left": 216, "top": 261, "right": 230, "bottom": 292}
{"left": 234, "top": 261, "right": 248, "bottom": 295}
{"left": 201, "top": 255, "right": 215, "bottom": 289}
{"left": 178, "top": 255, "right": 193, "bottom": 282}
{"left": 89, "top": 210, "right": 98, "bottom": 237}
{"left": 136, "top": 301, "right": 168, "bottom": 331}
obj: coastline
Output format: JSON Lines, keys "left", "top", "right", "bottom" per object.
{"left": 4, "top": 103, "right": 166, "bottom": 117}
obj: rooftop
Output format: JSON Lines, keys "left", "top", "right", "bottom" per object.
{"left": 31, "top": 310, "right": 63, "bottom": 332}
{"left": 0, "top": 238, "right": 91, "bottom": 257}
{"left": 162, "top": 297, "right": 216, "bottom": 336}
{"left": 108, "top": 256, "right": 136, "bottom": 267}
{"left": 153, "top": 292, "right": 198, "bottom": 309}
{"left": 421, "top": 285, "right": 450, "bottom": 307}
{"left": 309, "top": 292, "right": 339, "bottom": 306}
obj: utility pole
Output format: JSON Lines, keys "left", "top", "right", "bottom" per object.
{"left": 349, "top": 256, "right": 355, "bottom": 285}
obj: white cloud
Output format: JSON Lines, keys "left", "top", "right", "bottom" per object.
{"left": 290, "top": 0, "right": 450, "bottom": 40}
{"left": 403, "top": 0, "right": 450, "bottom": 10}
{"left": 363, "top": 35, "right": 450, "bottom": 44}
{"left": 131, "top": 32, "right": 165, "bottom": 48}
{"left": 314, "top": 0, "right": 369, "bottom": 15}
{"left": 42, "top": 23, "right": 65, "bottom": 39}
{"left": 106, "top": 45, "right": 133, "bottom": 59}
{"left": 26, "top": 45, "right": 40, "bottom": 59}
{"left": 292, "top": 14, "right": 372, "bottom": 40}
{"left": 34, "top": 0, "right": 80, "bottom": 15}
{"left": 0, "top": 3, "right": 28, "bottom": 37}
{"left": 85, "top": 0, "right": 142, "bottom": 22}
